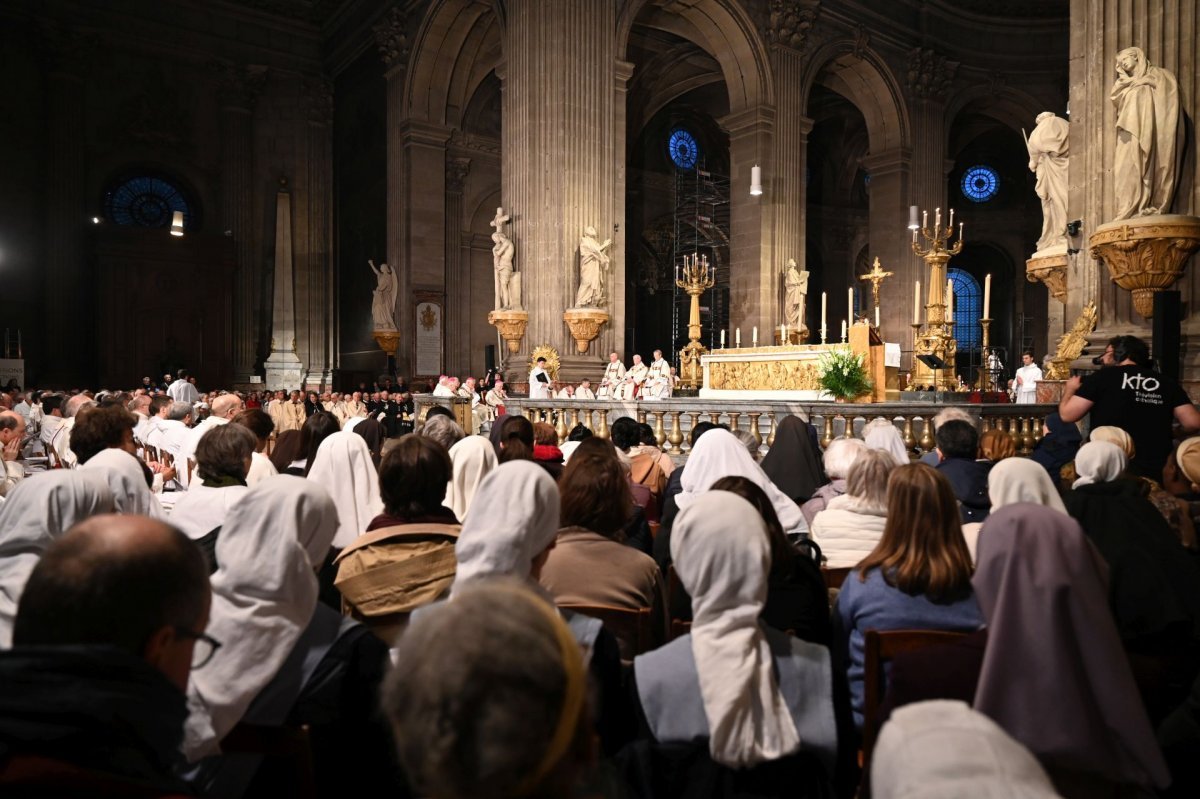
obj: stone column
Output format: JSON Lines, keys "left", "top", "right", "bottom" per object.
{"left": 769, "top": 42, "right": 811, "bottom": 332}
{"left": 41, "top": 28, "right": 89, "bottom": 382}
{"left": 445, "top": 157, "right": 471, "bottom": 374}
{"left": 215, "top": 63, "right": 266, "bottom": 383}
{"left": 499, "top": 0, "right": 623, "bottom": 382}
{"left": 862, "top": 148, "right": 913, "bottom": 342}
{"left": 723, "top": 106, "right": 777, "bottom": 338}
{"left": 376, "top": 5, "right": 409, "bottom": 376}
{"left": 1068, "top": 0, "right": 1200, "bottom": 366}
{"left": 302, "top": 76, "right": 335, "bottom": 387}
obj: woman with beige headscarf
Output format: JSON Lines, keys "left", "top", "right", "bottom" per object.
{"left": 1094, "top": 425, "right": 1197, "bottom": 548}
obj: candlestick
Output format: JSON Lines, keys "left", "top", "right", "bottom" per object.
{"left": 840, "top": 320, "right": 847, "bottom": 342}
{"left": 983, "top": 273, "right": 992, "bottom": 319}
{"left": 820, "top": 325, "right": 827, "bottom": 345}
{"left": 913, "top": 281, "right": 921, "bottom": 324}
{"left": 821, "top": 291, "right": 827, "bottom": 330}
{"left": 752, "top": 326, "right": 758, "bottom": 347}
{"left": 736, "top": 327, "right": 741, "bottom": 347}
{"left": 875, "top": 307, "right": 880, "bottom": 329}
{"left": 720, "top": 329, "right": 726, "bottom": 348}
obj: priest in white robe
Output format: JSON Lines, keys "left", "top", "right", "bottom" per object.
{"left": 432, "top": 376, "right": 456, "bottom": 397}
{"left": 617, "top": 354, "right": 648, "bottom": 400}
{"left": 598, "top": 352, "right": 626, "bottom": 400}
{"left": 1014, "top": 351, "right": 1043, "bottom": 405}
{"left": 528, "top": 358, "right": 552, "bottom": 400}
{"left": 642, "top": 349, "right": 672, "bottom": 399}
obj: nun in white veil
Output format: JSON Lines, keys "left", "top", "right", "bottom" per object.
{"left": 80, "top": 448, "right": 165, "bottom": 518}
{"left": 444, "top": 436, "right": 498, "bottom": 523}
{"left": 305, "top": 431, "right": 384, "bottom": 549}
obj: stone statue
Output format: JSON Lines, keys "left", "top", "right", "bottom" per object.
{"left": 574, "top": 225, "right": 612, "bottom": 307}
{"left": 367, "top": 259, "right": 398, "bottom": 331}
{"left": 1111, "top": 46, "right": 1182, "bottom": 220}
{"left": 490, "top": 207, "right": 519, "bottom": 310}
{"left": 1026, "top": 112, "right": 1070, "bottom": 254}
{"left": 782, "top": 258, "right": 809, "bottom": 329}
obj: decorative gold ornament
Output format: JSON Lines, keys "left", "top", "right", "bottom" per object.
{"left": 708, "top": 359, "right": 823, "bottom": 392}
{"left": 1026, "top": 251, "right": 1068, "bottom": 304}
{"left": 911, "top": 208, "right": 964, "bottom": 390}
{"left": 487, "top": 309, "right": 529, "bottom": 354}
{"left": 528, "top": 345, "right": 560, "bottom": 379}
{"left": 1089, "top": 215, "right": 1200, "bottom": 318}
{"left": 675, "top": 253, "right": 715, "bottom": 388}
{"left": 562, "top": 308, "right": 609, "bottom": 354}
{"left": 1045, "top": 300, "right": 1097, "bottom": 379}
{"left": 372, "top": 330, "right": 400, "bottom": 356}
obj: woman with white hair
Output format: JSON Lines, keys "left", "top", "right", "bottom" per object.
{"left": 809, "top": 449, "right": 894, "bottom": 568}
{"left": 861, "top": 418, "right": 909, "bottom": 466}
{"left": 626, "top": 491, "right": 838, "bottom": 794}
{"left": 801, "top": 438, "right": 867, "bottom": 525}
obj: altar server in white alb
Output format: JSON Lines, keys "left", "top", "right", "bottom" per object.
{"left": 598, "top": 352, "right": 626, "bottom": 400}
{"left": 528, "top": 357, "right": 552, "bottom": 400}
{"left": 642, "top": 349, "right": 672, "bottom": 399}
{"left": 1014, "top": 350, "right": 1043, "bottom": 405}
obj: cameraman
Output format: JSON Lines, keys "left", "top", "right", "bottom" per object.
{"left": 1060, "top": 335, "right": 1200, "bottom": 480}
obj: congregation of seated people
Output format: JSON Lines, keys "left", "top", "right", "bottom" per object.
{"left": 2, "top": 336, "right": 1200, "bottom": 798}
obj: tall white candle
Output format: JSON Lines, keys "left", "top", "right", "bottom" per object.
{"left": 935, "top": 207, "right": 941, "bottom": 229}
{"left": 923, "top": 209, "right": 928, "bottom": 228}
{"left": 821, "top": 292, "right": 827, "bottom": 329}
{"left": 875, "top": 307, "right": 881, "bottom": 329}
{"left": 841, "top": 319, "right": 847, "bottom": 341}
{"left": 720, "top": 329, "right": 726, "bottom": 348}
{"left": 848, "top": 287, "right": 854, "bottom": 321}
{"left": 914, "top": 281, "right": 921, "bottom": 324}
{"left": 983, "top": 273, "right": 992, "bottom": 318}
{"left": 949, "top": 208, "right": 954, "bottom": 229}
{"left": 752, "top": 326, "right": 758, "bottom": 346}
{"left": 736, "top": 327, "right": 741, "bottom": 347}
{"left": 959, "top": 222, "right": 964, "bottom": 240}
{"left": 781, "top": 323, "right": 787, "bottom": 342}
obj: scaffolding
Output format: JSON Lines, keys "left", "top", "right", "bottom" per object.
{"left": 672, "top": 167, "right": 731, "bottom": 357}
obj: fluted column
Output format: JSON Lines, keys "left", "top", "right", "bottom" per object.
{"left": 216, "top": 64, "right": 265, "bottom": 382}
{"left": 376, "top": 5, "right": 409, "bottom": 376}
{"left": 303, "top": 76, "right": 334, "bottom": 387}
{"left": 445, "top": 157, "right": 471, "bottom": 374}
{"left": 500, "top": 0, "right": 623, "bottom": 381}
{"left": 724, "top": 106, "right": 777, "bottom": 337}
{"left": 769, "top": 43, "right": 810, "bottom": 332}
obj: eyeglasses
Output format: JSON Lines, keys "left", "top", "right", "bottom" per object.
{"left": 175, "top": 627, "right": 223, "bottom": 669}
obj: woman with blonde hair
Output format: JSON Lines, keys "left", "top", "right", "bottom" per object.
{"left": 809, "top": 449, "right": 894, "bottom": 569}
{"left": 833, "top": 463, "right": 983, "bottom": 728}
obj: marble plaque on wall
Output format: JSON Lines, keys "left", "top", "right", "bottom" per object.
{"left": 415, "top": 298, "right": 443, "bottom": 377}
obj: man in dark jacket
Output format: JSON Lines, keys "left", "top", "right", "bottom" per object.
{"left": 934, "top": 419, "right": 992, "bottom": 523}
{"left": 0, "top": 515, "right": 211, "bottom": 796}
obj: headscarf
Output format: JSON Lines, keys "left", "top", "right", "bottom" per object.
{"left": 670, "top": 491, "right": 800, "bottom": 767}
{"left": 987, "top": 458, "right": 1067, "bottom": 514}
{"left": 454, "top": 461, "right": 559, "bottom": 592}
{"left": 1072, "top": 441, "right": 1127, "bottom": 488}
{"left": 872, "top": 700, "right": 1061, "bottom": 799}
{"left": 1175, "top": 436, "right": 1200, "bottom": 488}
{"left": 1028, "top": 413, "right": 1081, "bottom": 480}
{"left": 972, "top": 504, "right": 1169, "bottom": 789}
{"left": 305, "top": 431, "right": 384, "bottom": 548}
{"left": 79, "top": 448, "right": 164, "bottom": 518}
{"left": 444, "top": 436, "right": 497, "bottom": 523}
{"left": 1089, "top": 426, "right": 1135, "bottom": 460}
{"left": 353, "top": 418, "right": 384, "bottom": 467}
{"left": 679, "top": 428, "right": 806, "bottom": 533}
{"left": 0, "top": 472, "right": 114, "bottom": 647}
{"left": 760, "top": 416, "right": 824, "bottom": 503}
{"left": 184, "top": 477, "right": 339, "bottom": 760}
{"left": 862, "top": 420, "right": 909, "bottom": 466}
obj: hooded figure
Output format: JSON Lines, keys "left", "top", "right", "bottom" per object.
{"left": 760, "top": 415, "right": 825, "bottom": 504}
{"left": 305, "top": 431, "right": 384, "bottom": 549}
{"left": 79, "top": 448, "right": 164, "bottom": 519}
{"left": 444, "top": 435, "right": 498, "bottom": 523}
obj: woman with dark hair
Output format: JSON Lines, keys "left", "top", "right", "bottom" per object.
{"left": 268, "top": 429, "right": 302, "bottom": 474}
{"left": 559, "top": 423, "right": 593, "bottom": 462}
{"left": 232, "top": 408, "right": 278, "bottom": 485}
{"left": 532, "top": 422, "right": 564, "bottom": 479}
{"left": 1029, "top": 412, "right": 1082, "bottom": 485}
{"left": 540, "top": 445, "right": 667, "bottom": 658}
{"left": 281, "top": 411, "right": 341, "bottom": 477}
{"left": 352, "top": 417, "right": 384, "bottom": 468}
{"left": 833, "top": 463, "right": 983, "bottom": 729}
{"left": 169, "top": 424, "right": 257, "bottom": 568}
{"left": 494, "top": 415, "right": 534, "bottom": 464}
{"left": 710, "top": 475, "right": 831, "bottom": 646}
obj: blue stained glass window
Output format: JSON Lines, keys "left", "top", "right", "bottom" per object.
{"left": 668, "top": 129, "right": 699, "bottom": 170}
{"left": 948, "top": 268, "right": 981, "bottom": 349}
{"left": 104, "top": 176, "right": 193, "bottom": 230}
{"left": 961, "top": 165, "right": 999, "bottom": 202}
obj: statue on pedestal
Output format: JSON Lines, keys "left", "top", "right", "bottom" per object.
{"left": 1026, "top": 112, "right": 1070, "bottom": 254}
{"left": 367, "top": 260, "right": 398, "bottom": 331}
{"left": 491, "top": 207, "right": 521, "bottom": 310}
{"left": 782, "top": 258, "right": 809, "bottom": 331}
{"left": 1111, "top": 46, "right": 1182, "bottom": 220}
{"left": 574, "top": 225, "right": 612, "bottom": 308}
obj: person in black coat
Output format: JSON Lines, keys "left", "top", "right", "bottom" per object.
{"left": 933, "top": 420, "right": 991, "bottom": 524}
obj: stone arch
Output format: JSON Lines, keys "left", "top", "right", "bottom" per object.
{"left": 946, "top": 84, "right": 1047, "bottom": 152}
{"left": 802, "top": 42, "right": 909, "bottom": 155}
{"left": 403, "top": 0, "right": 500, "bottom": 126}
{"left": 617, "top": 0, "right": 774, "bottom": 114}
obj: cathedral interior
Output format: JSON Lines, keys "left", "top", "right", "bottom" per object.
{"left": 1, "top": 0, "right": 1197, "bottom": 392}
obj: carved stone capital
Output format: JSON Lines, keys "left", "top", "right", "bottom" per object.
{"left": 488, "top": 310, "right": 530, "bottom": 354}
{"left": 562, "top": 309, "right": 610, "bottom": 355}
{"left": 1026, "top": 251, "right": 1068, "bottom": 304}
{"left": 765, "top": 0, "right": 820, "bottom": 52}
{"left": 1089, "top": 214, "right": 1200, "bottom": 318}
{"left": 446, "top": 157, "right": 472, "bottom": 193}
{"left": 303, "top": 76, "right": 334, "bottom": 125}
{"left": 906, "top": 48, "right": 958, "bottom": 101}
{"left": 374, "top": 5, "right": 409, "bottom": 70}
{"left": 213, "top": 62, "right": 268, "bottom": 111}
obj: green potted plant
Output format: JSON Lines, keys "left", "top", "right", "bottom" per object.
{"left": 818, "top": 347, "right": 873, "bottom": 402}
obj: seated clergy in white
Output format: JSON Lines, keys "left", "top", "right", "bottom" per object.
{"left": 575, "top": 379, "right": 596, "bottom": 400}
{"left": 617, "top": 354, "right": 648, "bottom": 400}
{"left": 598, "top": 352, "right": 626, "bottom": 400}
{"left": 178, "top": 394, "right": 244, "bottom": 489}
{"left": 642, "top": 349, "right": 672, "bottom": 399}
{"left": 167, "top": 423, "right": 255, "bottom": 546}
{"left": 432, "top": 376, "right": 456, "bottom": 398}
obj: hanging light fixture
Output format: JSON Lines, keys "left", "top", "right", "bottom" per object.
{"left": 170, "top": 211, "right": 185, "bottom": 237}
{"left": 908, "top": 205, "right": 920, "bottom": 230}
{"left": 750, "top": 164, "right": 762, "bottom": 196}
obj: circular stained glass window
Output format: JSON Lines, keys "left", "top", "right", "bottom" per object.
{"left": 104, "top": 175, "right": 194, "bottom": 230}
{"left": 668, "top": 129, "right": 699, "bottom": 170}
{"left": 961, "top": 165, "right": 999, "bottom": 202}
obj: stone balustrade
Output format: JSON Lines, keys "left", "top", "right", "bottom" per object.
{"left": 414, "top": 395, "right": 1059, "bottom": 459}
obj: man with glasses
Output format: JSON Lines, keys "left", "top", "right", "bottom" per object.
{"left": 0, "top": 514, "right": 213, "bottom": 794}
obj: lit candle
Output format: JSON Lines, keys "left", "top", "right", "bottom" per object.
{"left": 720, "top": 329, "right": 726, "bottom": 348}
{"left": 935, "top": 207, "right": 941, "bottom": 229}
{"left": 983, "top": 273, "right": 992, "bottom": 318}
{"left": 913, "top": 281, "right": 921, "bottom": 324}
{"left": 752, "top": 326, "right": 758, "bottom": 346}
{"left": 912, "top": 227, "right": 918, "bottom": 244}
{"left": 841, "top": 319, "right": 847, "bottom": 341}
{"left": 675, "top": 264, "right": 680, "bottom": 283}
{"left": 821, "top": 292, "right": 827, "bottom": 330}
{"left": 959, "top": 221, "right": 964, "bottom": 240}
{"left": 946, "top": 279, "right": 954, "bottom": 317}
{"left": 922, "top": 209, "right": 928, "bottom": 228}
{"left": 736, "top": 327, "right": 741, "bottom": 347}
{"left": 949, "top": 208, "right": 954, "bottom": 229}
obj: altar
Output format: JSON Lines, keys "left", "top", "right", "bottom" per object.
{"left": 699, "top": 323, "right": 901, "bottom": 401}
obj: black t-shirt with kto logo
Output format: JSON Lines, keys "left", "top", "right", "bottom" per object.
{"left": 1075, "top": 365, "right": 1191, "bottom": 480}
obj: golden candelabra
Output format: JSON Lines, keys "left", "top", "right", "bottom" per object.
{"left": 911, "top": 207, "right": 964, "bottom": 391}
{"left": 676, "top": 253, "right": 715, "bottom": 388}
{"left": 977, "top": 317, "right": 997, "bottom": 391}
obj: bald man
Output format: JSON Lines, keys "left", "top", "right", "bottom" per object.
{"left": 177, "top": 393, "right": 245, "bottom": 489}
{"left": 0, "top": 410, "right": 25, "bottom": 497}
{"left": 1, "top": 515, "right": 209, "bottom": 794}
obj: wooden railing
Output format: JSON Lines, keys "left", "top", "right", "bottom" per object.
{"left": 414, "top": 395, "right": 1059, "bottom": 458}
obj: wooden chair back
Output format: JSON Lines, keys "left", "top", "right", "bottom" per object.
{"left": 558, "top": 603, "right": 655, "bottom": 662}
{"left": 221, "top": 722, "right": 317, "bottom": 799}
{"left": 861, "top": 629, "right": 969, "bottom": 760}
{"left": 821, "top": 566, "right": 851, "bottom": 590}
